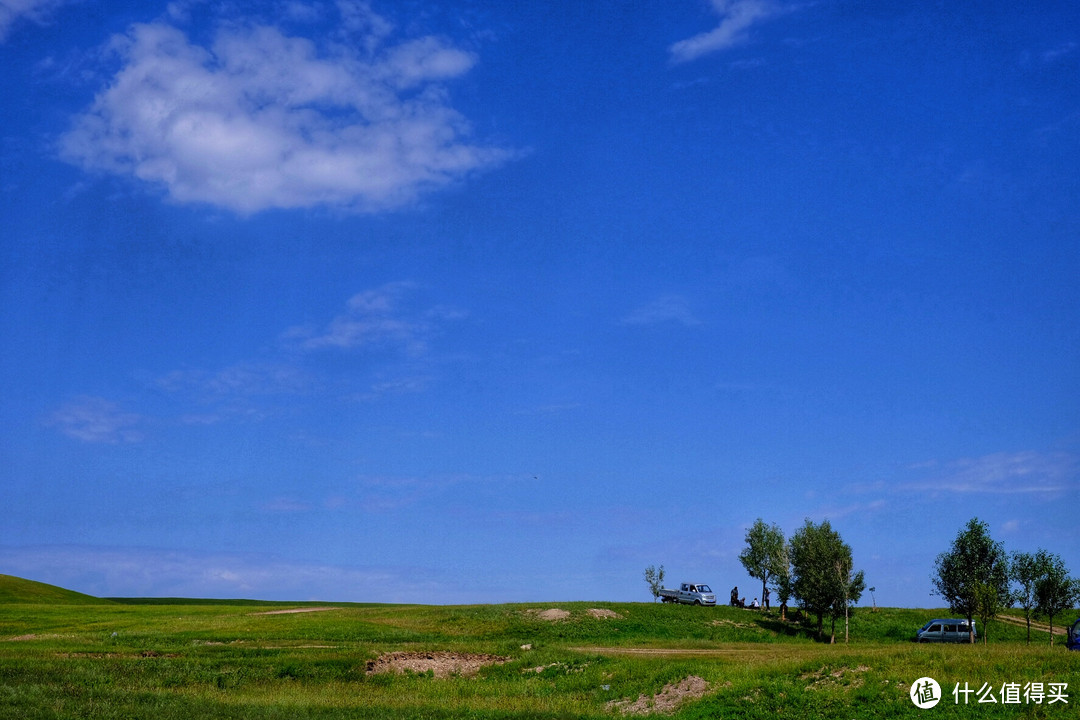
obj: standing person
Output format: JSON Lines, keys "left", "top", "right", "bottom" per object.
{"left": 730, "top": 586, "right": 739, "bottom": 607}
{"left": 764, "top": 587, "right": 770, "bottom": 611}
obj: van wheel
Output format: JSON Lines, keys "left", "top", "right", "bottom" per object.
{"left": 694, "top": 600, "right": 701, "bottom": 606}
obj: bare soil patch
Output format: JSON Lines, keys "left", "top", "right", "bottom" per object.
{"left": 250, "top": 607, "right": 340, "bottom": 616}
{"left": 529, "top": 608, "right": 571, "bottom": 621}
{"left": 365, "top": 651, "right": 509, "bottom": 678}
{"left": 996, "top": 614, "right": 1066, "bottom": 635}
{"left": 801, "top": 664, "right": 871, "bottom": 690}
{"left": 4, "top": 633, "right": 70, "bottom": 642}
{"left": 588, "top": 608, "right": 622, "bottom": 619}
{"left": 608, "top": 675, "right": 711, "bottom": 715}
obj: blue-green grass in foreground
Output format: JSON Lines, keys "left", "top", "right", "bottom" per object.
{"left": 2, "top": 598, "right": 1078, "bottom": 719}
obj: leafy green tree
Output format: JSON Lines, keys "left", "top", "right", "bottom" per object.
{"left": 1011, "top": 550, "right": 1046, "bottom": 643}
{"left": 772, "top": 543, "right": 793, "bottom": 622}
{"left": 931, "top": 517, "right": 1011, "bottom": 643}
{"left": 738, "top": 519, "right": 786, "bottom": 613}
{"left": 832, "top": 557, "right": 866, "bottom": 644}
{"left": 973, "top": 580, "right": 1007, "bottom": 645}
{"left": 643, "top": 564, "right": 665, "bottom": 602}
{"left": 1034, "top": 552, "right": 1080, "bottom": 646}
{"left": 789, "top": 518, "right": 863, "bottom": 643}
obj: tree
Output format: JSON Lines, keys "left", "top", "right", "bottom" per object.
{"left": 788, "top": 518, "right": 863, "bottom": 643}
{"left": 1034, "top": 552, "right": 1080, "bottom": 646}
{"left": 738, "top": 519, "right": 786, "bottom": 613}
{"left": 772, "top": 543, "right": 793, "bottom": 622}
{"left": 973, "top": 580, "right": 1007, "bottom": 645}
{"left": 1011, "top": 550, "right": 1045, "bottom": 644}
{"left": 833, "top": 558, "right": 866, "bottom": 644}
{"left": 643, "top": 564, "right": 665, "bottom": 602}
{"left": 931, "top": 518, "right": 1011, "bottom": 644}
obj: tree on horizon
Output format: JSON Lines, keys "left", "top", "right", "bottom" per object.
{"left": 789, "top": 518, "right": 864, "bottom": 643}
{"left": 932, "top": 517, "right": 1011, "bottom": 644}
{"left": 739, "top": 518, "right": 786, "bottom": 613}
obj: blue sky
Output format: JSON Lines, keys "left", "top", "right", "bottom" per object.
{"left": 1, "top": 0, "right": 1078, "bottom": 606}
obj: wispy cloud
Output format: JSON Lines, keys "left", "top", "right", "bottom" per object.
{"left": 1041, "top": 41, "right": 1077, "bottom": 64}
{"left": 904, "top": 450, "right": 1078, "bottom": 496}
{"left": 154, "top": 361, "right": 312, "bottom": 425}
{"left": 288, "top": 282, "right": 462, "bottom": 355}
{"left": 158, "top": 361, "right": 310, "bottom": 399}
{"left": 358, "top": 374, "right": 434, "bottom": 400}
{"left": 621, "top": 294, "right": 701, "bottom": 326}
{"left": 0, "top": 544, "right": 451, "bottom": 602}
{"left": 46, "top": 396, "right": 144, "bottom": 443}
{"left": 670, "top": 0, "right": 788, "bottom": 65}
{"left": 59, "top": 2, "right": 514, "bottom": 214}
{"left": 0, "top": 0, "right": 69, "bottom": 41}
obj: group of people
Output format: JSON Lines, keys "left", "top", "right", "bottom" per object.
{"left": 729, "top": 585, "right": 770, "bottom": 610}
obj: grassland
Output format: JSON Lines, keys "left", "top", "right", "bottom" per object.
{"left": 1, "top": 577, "right": 1078, "bottom": 719}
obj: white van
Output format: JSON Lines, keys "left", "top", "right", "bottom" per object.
{"left": 916, "top": 619, "right": 977, "bottom": 643}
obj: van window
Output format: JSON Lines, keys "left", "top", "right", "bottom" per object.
{"left": 928, "top": 624, "right": 941, "bottom": 633}
{"left": 945, "top": 625, "right": 956, "bottom": 632}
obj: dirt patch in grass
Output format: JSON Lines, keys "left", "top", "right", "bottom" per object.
{"left": 588, "top": 608, "right": 622, "bottom": 619}
{"left": 5, "top": 633, "right": 75, "bottom": 642}
{"left": 996, "top": 614, "right": 1067, "bottom": 635}
{"left": 527, "top": 608, "right": 571, "bottom": 621}
{"left": 608, "top": 675, "right": 711, "bottom": 715}
{"left": 365, "top": 651, "right": 509, "bottom": 678}
{"left": 250, "top": 607, "right": 341, "bottom": 616}
{"left": 710, "top": 618, "right": 758, "bottom": 630}
{"left": 801, "top": 664, "right": 871, "bottom": 690}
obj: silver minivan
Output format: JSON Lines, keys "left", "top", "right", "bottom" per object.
{"left": 916, "top": 619, "right": 977, "bottom": 643}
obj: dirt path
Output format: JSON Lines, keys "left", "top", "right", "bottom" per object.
{"left": 570, "top": 644, "right": 832, "bottom": 659}
{"left": 995, "top": 614, "right": 1067, "bottom": 635}
{"left": 250, "top": 607, "right": 341, "bottom": 616}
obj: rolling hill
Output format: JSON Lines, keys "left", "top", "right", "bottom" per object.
{"left": 0, "top": 574, "right": 108, "bottom": 604}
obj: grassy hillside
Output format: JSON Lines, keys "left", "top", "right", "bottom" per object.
{"left": 0, "top": 574, "right": 107, "bottom": 605}
{"left": 2, "top": 598, "right": 1078, "bottom": 719}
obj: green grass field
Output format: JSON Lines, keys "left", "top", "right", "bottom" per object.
{"left": 1, "top": 575, "right": 1077, "bottom": 718}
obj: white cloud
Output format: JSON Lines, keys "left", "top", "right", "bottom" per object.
{"left": 59, "top": 4, "right": 513, "bottom": 214}
{"left": 1041, "top": 41, "right": 1077, "bottom": 64}
{"left": 906, "top": 450, "right": 1078, "bottom": 495}
{"left": 0, "top": 0, "right": 69, "bottom": 41}
{"left": 288, "top": 281, "right": 462, "bottom": 354}
{"left": 0, "top": 545, "right": 451, "bottom": 602}
{"left": 669, "top": 0, "right": 786, "bottom": 64}
{"left": 46, "top": 396, "right": 144, "bottom": 443}
{"left": 621, "top": 294, "right": 701, "bottom": 326}
{"left": 157, "top": 361, "right": 310, "bottom": 400}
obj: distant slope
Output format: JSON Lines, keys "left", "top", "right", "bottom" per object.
{"left": 0, "top": 575, "right": 108, "bottom": 604}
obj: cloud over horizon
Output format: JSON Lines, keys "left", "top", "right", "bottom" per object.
{"left": 59, "top": 3, "right": 513, "bottom": 214}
